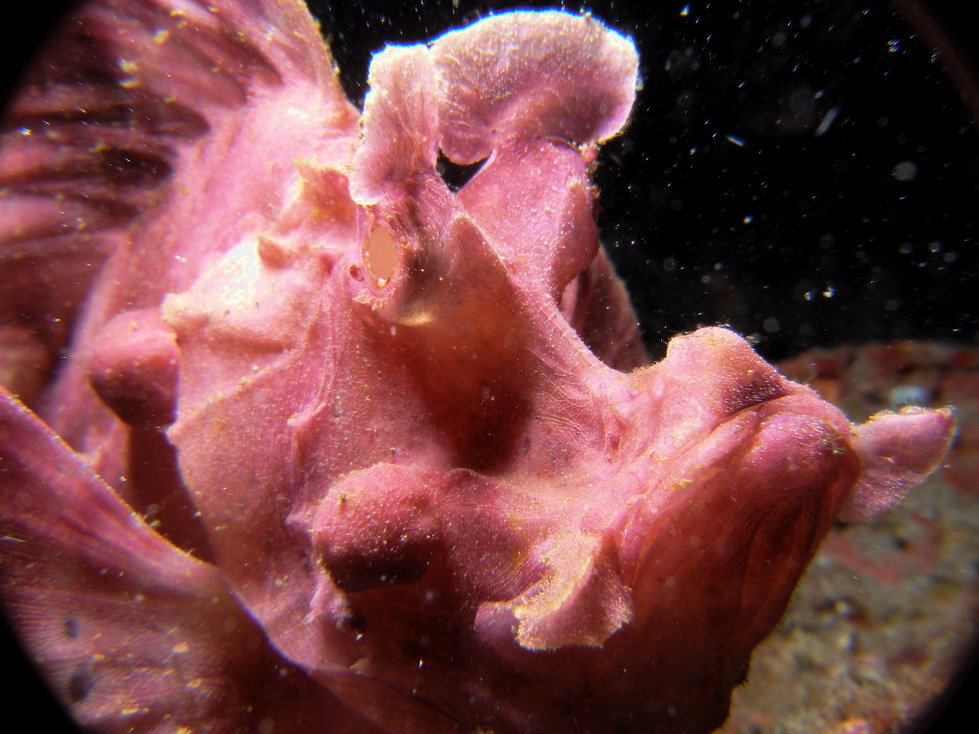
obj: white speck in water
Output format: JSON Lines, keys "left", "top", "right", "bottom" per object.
{"left": 814, "top": 107, "right": 839, "bottom": 137}
{"left": 892, "top": 160, "right": 918, "bottom": 181}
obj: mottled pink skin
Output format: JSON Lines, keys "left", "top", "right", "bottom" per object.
{"left": 0, "top": 387, "right": 382, "bottom": 733}
{"left": 0, "top": 2, "right": 956, "bottom": 733}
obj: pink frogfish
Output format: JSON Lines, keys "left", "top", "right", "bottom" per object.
{"left": 0, "top": 1, "right": 954, "bottom": 732}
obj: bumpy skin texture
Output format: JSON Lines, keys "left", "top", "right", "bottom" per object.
{"left": 0, "top": 2, "right": 955, "bottom": 733}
